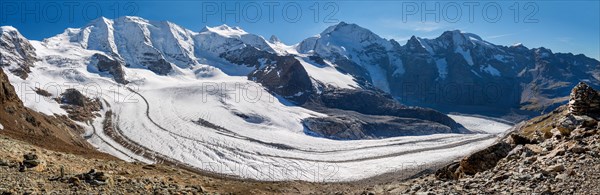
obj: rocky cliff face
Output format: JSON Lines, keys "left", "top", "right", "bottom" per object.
{"left": 0, "top": 26, "right": 37, "bottom": 79}
{"left": 0, "top": 66, "right": 20, "bottom": 104}
{"left": 404, "top": 83, "right": 600, "bottom": 194}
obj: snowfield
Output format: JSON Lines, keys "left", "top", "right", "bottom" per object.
{"left": 1, "top": 21, "right": 514, "bottom": 182}
{"left": 111, "top": 83, "right": 509, "bottom": 181}
{"left": 110, "top": 81, "right": 509, "bottom": 181}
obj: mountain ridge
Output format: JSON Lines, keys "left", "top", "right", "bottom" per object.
{"left": 3, "top": 17, "right": 599, "bottom": 118}
{"left": 1, "top": 17, "right": 473, "bottom": 142}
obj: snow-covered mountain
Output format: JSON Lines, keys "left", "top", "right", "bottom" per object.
{"left": 397, "top": 31, "right": 598, "bottom": 115}
{"left": 1, "top": 16, "right": 475, "bottom": 139}
{"left": 0, "top": 26, "right": 37, "bottom": 79}
{"left": 296, "top": 23, "right": 600, "bottom": 117}
{"left": 297, "top": 22, "right": 400, "bottom": 92}
{"left": 0, "top": 16, "right": 596, "bottom": 181}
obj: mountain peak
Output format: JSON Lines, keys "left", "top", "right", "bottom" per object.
{"left": 317, "top": 21, "right": 390, "bottom": 49}
{"left": 119, "top": 16, "right": 148, "bottom": 22}
{"left": 321, "top": 21, "right": 365, "bottom": 35}
{"left": 214, "top": 24, "right": 231, "bottom": 30}
{"left": 438, "top": 30, "right": 468, "bottom": 43}
{"left": 440, "top": 29, "right": 463, "bottom": 36}
{"left": 405, "top": 35, "right": 433, "bottom": 54}
{"left": 533, "top": 47, "right": 554, "bottom": 58}
{"left": 201, "top": 24, "right": 248, "bottom": 37}
{"left": 85, "top": 16, "right": 113, "bottom": 29}
{"left": 0, "top": 26, "right": 21, "bottom": 35}
{"left": 269, "top": 35, "right": 281, "bottom": 43}
{"left": 90, "top": 16, "right": 111, "bottom": 23}
{"left": 431, "top": 30, "right": 496, "bottom": 49}
{"left": 509, "top": 43, "right": 529, "bottom": 51}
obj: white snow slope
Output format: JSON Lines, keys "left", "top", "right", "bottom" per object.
{"left": 1, "top": 19, "right": 513, "bottom": 182}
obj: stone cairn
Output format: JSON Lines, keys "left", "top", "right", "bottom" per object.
{"left": 568, "top": 82, "right": 600, "bottom": 116}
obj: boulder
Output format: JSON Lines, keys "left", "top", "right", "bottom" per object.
{"left": 524, "top": 144, "right": 543, "bottom": 154}
{"left": 435, "top": 161, "right": 461, "bottom": 180}
{"left": 74, "top": 169, "right": 112, "bottom": 186}
{"left": 459, "top": 142, "right": 512, "bottom": 175}
{"left": 509, "top": 133, "right": 538, "bottom": 145}
{"left": 544, "top": 164, "right": 565, "bottom": 173}
{"left": 22, "top": 153, "right": 39, "bottom": 168}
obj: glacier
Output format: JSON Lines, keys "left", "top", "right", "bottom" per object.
{"left": 0, "top": 17, "right": 516, "bottom": 182}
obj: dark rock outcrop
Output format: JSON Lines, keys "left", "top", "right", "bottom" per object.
{"left": 434, "top": 161, "right": 461, "bottom": 180}
{"left": 0, "top": 68, "right": 20, "bottom": 104}
{"left": 59, "top": 89, "right": 102, "bottom": 122}
{"left": 22, "top": 153, "right": 40, "bottom": 168}
{"left": 220, "top": 46, "right": 274, "bottom": 69}
{"left": 221, "top": 46, "right": 313, "bottom": 103}
{"left": 303, "top": 114, "right": 453, "bottom": 140}
{"left": 436, "top": 142, "right": 512, "bottom": 180}
{"left": 90, "top": 53, "right": 127, "bottom": 84}
{"left": 60, "top": 89, "right": 88, "bottom": 107}
{"left": 316, "top": 88, "right": 466, "bottom": 131}
{"left": 249, "top": 55, "right": 313, "bottom": 103}
{"left": 142, "top": 54, "right": 173, "bottom": 75}
{"left": 459, "top": 141, "right": 512, "bottom": 175}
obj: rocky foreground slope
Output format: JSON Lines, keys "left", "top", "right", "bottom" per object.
{"left": 403, "top": 82, "right": 600, "bottom": 194}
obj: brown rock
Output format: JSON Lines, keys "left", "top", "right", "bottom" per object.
{"left": 509, "top": 133, "right": 538, "bottom": 145}
{"left": 525, "top": 144, "right": 543, "bottom": 154}
{"left": 459, "top": 142, "right": 512, "bottom": 175}
{"left": 547, "top": 146, "right": 566, "bottom": 158}
{"left": 435, "top": 161, "right": 461, "bottom": 180}
{"left": 545, "top": 164, "right": 565, "bottom": 173}
{"left": 568, "top": 145, "right": 587, "bottom": 154}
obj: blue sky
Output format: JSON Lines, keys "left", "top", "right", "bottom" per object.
{"left": 1, "top": 0, "right": 598, "bottom": 59}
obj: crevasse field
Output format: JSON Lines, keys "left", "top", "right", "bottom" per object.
{"left": 6, "top": 24, "right": 513, "bottom": 182}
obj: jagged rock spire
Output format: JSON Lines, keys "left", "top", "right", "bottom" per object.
{"left": 569, "top": 82, "right": 600, "bottom": 116}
